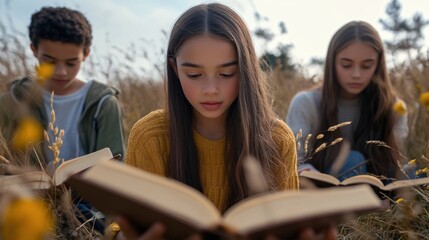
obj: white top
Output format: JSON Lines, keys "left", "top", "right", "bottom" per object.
{"left": 285, "top": 89, "right": 409, "bottom": 165}
{"left": 41, "top": 81, "right": 93, "bottom": 163}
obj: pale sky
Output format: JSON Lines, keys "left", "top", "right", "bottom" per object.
{"left": 1, "top": 0, "right": 428, "bottom": 78}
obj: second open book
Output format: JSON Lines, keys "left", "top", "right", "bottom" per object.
{"left": 69, "top": 159, "right": 382, "bottom": 239}
{"left": 0, "top": 148, "right": 113, "bottom": 190}
{"left": 300, "top": 170, "right": 429, "bottom": 191}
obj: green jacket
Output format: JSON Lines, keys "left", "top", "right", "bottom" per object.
{"left": 0, "top": 78, "right": 125, "bottom": 162}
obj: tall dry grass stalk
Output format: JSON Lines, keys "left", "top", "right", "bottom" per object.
{"left": 0, "top": 138, "right": 103, "bottom": 238}
{"left": 268, "top": 64, "right": 317, "bottom": 118}
{"left": 110, "top": 77, "right": 165, "bottom": 140}
{"left": 338, "top": 187, "right": 429, "bottom": 239}
{"left": 0, "top": 91, "right": 103, "bottom": 238}
{"left": 0, "top": 22, "right": 33, "bottom": 87}
{"left": 390, "top": 58, "right": 429, "bottom": 161}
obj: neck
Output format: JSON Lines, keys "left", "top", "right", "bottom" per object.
{"left": 45, "top": 78, "right": 84, "bottom": 96}
{"left": 194, "top": 112, "right": 226, "bottom": 140}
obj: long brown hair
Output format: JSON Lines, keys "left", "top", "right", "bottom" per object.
{"left": 309, "top": 21, "right": 400, "bottom": 177}
{"left": 166, "top": 3, "right": 281, "bottom": 207}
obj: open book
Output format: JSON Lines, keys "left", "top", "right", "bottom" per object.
{"left": 69, "top": 159, "right": 382, "bottom": 239}
{"left": 0, "top": 148, "right": 113, "bottom": 190}
{"left": 300, "top": 171, "right": 429, "bottom": 191}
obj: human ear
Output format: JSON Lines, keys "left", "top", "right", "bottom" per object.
{"left": 83, "top": 48, "right": 91, "bottom": 61}
{"left": 30, "top": 44, "right": 37, "bottom": 57}
{"left": 169, "top": 58, "right": 178, "bottom": 76}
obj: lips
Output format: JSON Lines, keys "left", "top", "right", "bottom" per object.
{"left": 52, "top": 79, "right": 69, "bottom": 85}
{"left": 200, "top": 102, "right": 222, "bottom": 111}
{"left": 347, "top": 83, "right": 364, "bottom": 88}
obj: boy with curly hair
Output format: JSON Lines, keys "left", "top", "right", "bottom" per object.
{"left": 0, "top": 6, "right": 125, "bottom": 234}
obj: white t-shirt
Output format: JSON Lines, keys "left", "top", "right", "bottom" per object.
{"left": 41, "top": 81, "right": 92, "bottom": 163}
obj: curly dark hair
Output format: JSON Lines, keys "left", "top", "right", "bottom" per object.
{"left": 28, "top": 7, "right": 92, "bottom": 51}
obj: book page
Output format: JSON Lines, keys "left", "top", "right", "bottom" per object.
{"left": 53, "top": 148, "right": 113, "bottom": 185}
{"left": 222, "top": 185, "right": 381, "bottom": 236}
{"left": 80, "top": 159, "right": 221, "bottom": 230}
{"left": 340, "top": 175, "right": 384, "bottom": 189}
{"left": 300, "top": 171, "right": 341, "bottom": 186}
{"left": 384, "top": 177, "right": 429, "bottom": 191}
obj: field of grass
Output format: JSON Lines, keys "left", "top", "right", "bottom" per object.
{"left": 1, "top": 20, "right": 429, "bottom": 239}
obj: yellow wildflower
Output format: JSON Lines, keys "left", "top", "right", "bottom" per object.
{"left": 11, "top": 117, "right": 43, "bottom": 150}
{"left": 419, "top": 91, "right": 429, "bottom": 109}
{"left": 1, "top": 198, "right": 55, "bottom": 240}
{"left": 415, "top": 167, "right": 428, "bottom": 175}
{"left": 35, "top": 63, "right": 54, "bottom": 85}
{"left": 407, "top": 159, "right": 416, "bottom": 165}
{"left": 392, "top": 99, "right": 407, "bottom": 115}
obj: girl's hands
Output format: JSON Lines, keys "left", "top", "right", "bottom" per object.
{"left": 265, "top": 225, "right": 337, "bottom": 240}
{"left": 296, "top": 226, "right": 337, "bottom": 240}
{"left": 115, "top": 215, "right": 336, "bottom": 240}
{"left": 114, "top": 216, "right": 202, "bottom": 240}
{"left": 114, "top": 216, "right": 165, "bottom": 240}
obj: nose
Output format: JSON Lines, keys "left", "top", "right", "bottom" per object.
{"left": 54, "top": 63, "right": 67, "bottom": 76}
{"left": 352, "top": 67, "right": 361, "bottom": 79}
{"left": 202, "top": 76, "right": 219, "bottom": 95}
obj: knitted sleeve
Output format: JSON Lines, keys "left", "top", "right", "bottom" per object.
{"left": 125, "top": 110, "right": 168, "bottom": 176}
{"left": 285, "top": 90, "right": 320, "bottom": 164}
{"left": 272, "top": 119, "right": 299, "bottom": 191}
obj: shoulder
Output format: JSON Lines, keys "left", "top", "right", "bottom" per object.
{"left": 271, "top": 119, "right": 295, "bottom": 143}
{"left": 87, "top": 81, "right": 119, "bottom": 98}
{"left": 88, "top": 80, "right": 116, "bottom": 91}
{"left": 129, "top": 109, "right": 168, "bottom": 144}
{"left": 290, "top": 89, "right": 321, "bottom": 107}
{"left": 84, "top": 81, "right": 120, "bottom": 110}
{"left": 286, "top": 89, "right": 321, "bottom": 124}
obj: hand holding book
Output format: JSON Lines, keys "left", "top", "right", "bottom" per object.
{"left": 115, "top": 217, "right": 338, "bottom": 240}
{"left": 69, "top": 159, "right": 381, "bottom": 240}
{"left": 108, "top": 156, "right": 339, "bottom": 240}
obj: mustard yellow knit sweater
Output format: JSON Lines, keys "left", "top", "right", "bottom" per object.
{"left": 125, "top": 109, "right": 298, "bottom": 212}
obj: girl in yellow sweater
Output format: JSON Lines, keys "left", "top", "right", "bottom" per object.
{"left": 110, "top": 3, "right": 336, "bottom": 240}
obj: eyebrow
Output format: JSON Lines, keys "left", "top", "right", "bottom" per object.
{"left": 339, "top": 58, "right": 376, "bottom": 62}
{"left": 181, "top": 60, "right": 238, "bottom": 68}
{"left": 42, "top": 54, "right": 79, "bottom": 62}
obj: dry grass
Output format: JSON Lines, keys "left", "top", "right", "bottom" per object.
{"left": 0, "top": 138, "right": 103, "bottom": 239}
{"left": 268, "top": 64, "right": 318, "bottom": 119}
{"left": 338, "top": 187, "right": 429, "bottom": 240}
{"left": 390, "top": 58, "right": 429, "bottom": 161}
{"left": 0, "top": 22, "right": 32, "bottom": 89}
